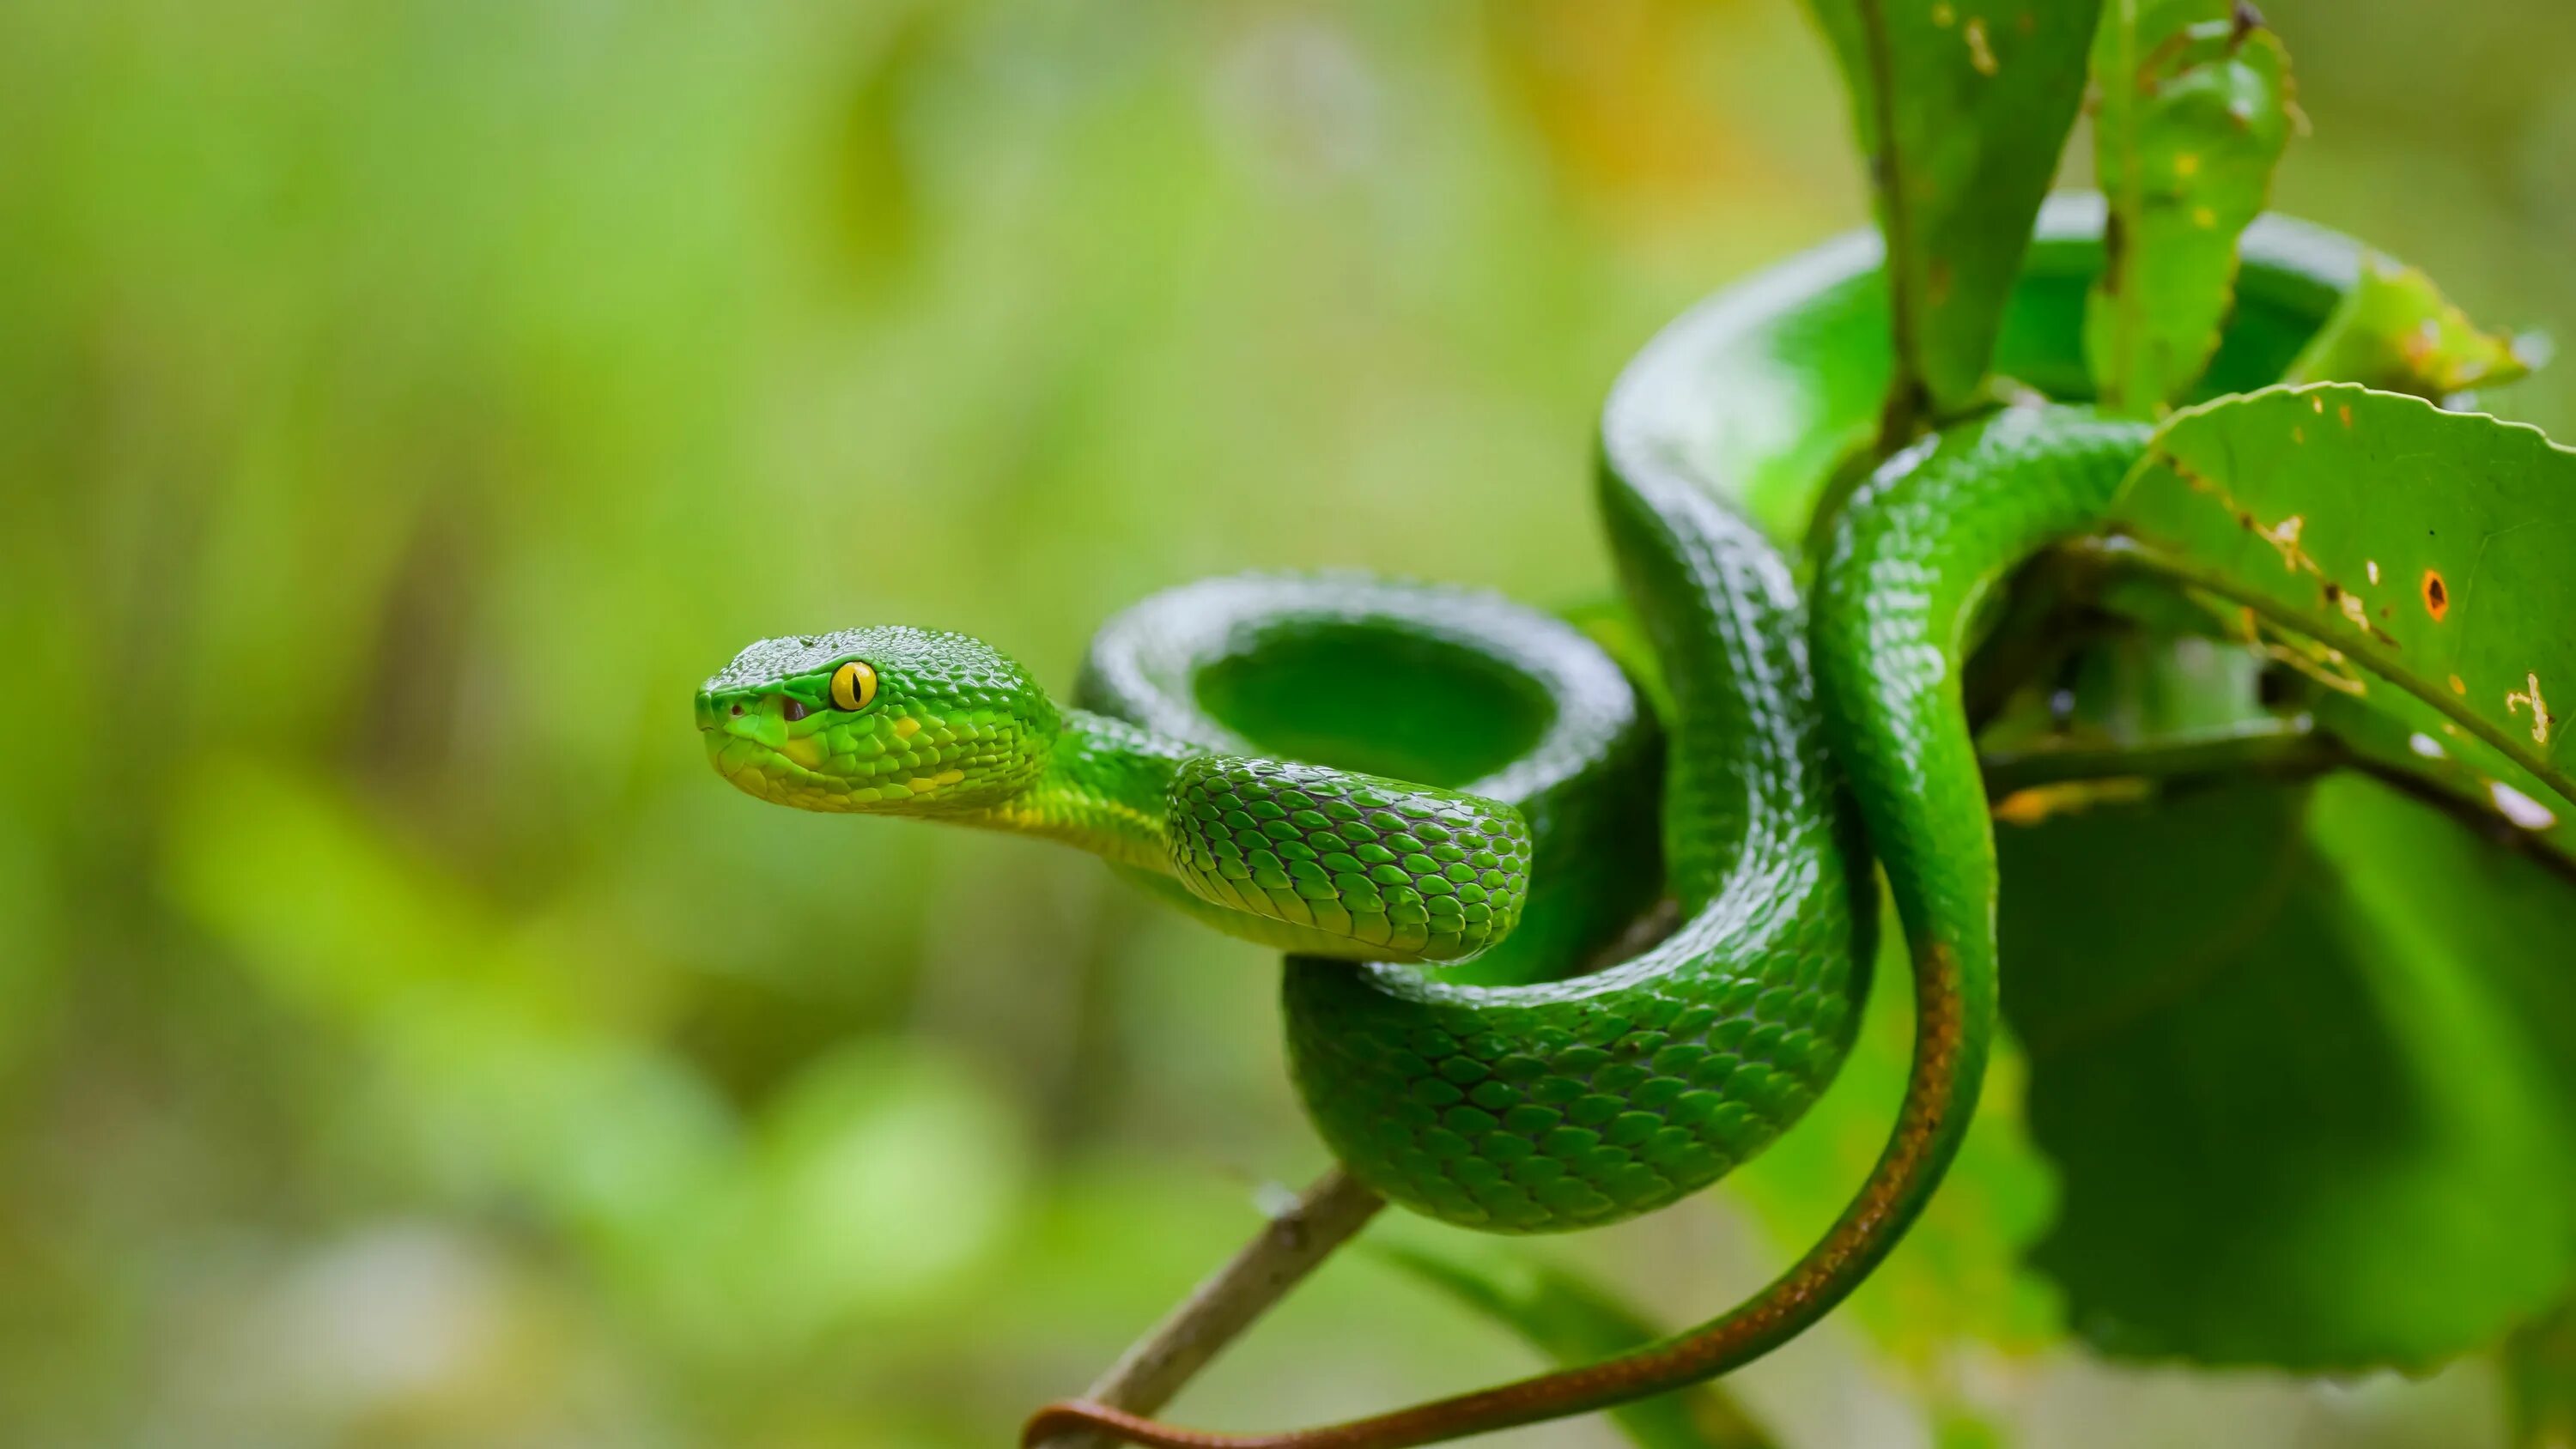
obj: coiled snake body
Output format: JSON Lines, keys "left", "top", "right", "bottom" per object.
{"left": 697, "top": 201, "right": 2358, "bottom": 1448}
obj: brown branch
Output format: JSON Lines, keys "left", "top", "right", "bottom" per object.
{"left": 1032, "top": 1167, "right": 1386, "bottom": 1449}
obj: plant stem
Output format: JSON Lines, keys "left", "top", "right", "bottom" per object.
{"left": 1980, "top": 715, "right": 2576, "bottom": 888}
{"left": 1980, "top": 716, "right": 2336, "bottom": 796}
{"left": 1031, "top": 1167, "right": 1386, "bottom": 1449}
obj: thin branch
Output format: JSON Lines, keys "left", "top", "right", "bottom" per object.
{"left": 1033, "top": 1167, "right": 1385, "bottom": 1449}
{"left": 1980, "top": 716, "right": 2576, "bottom": 888}
{"left": 1979, "top": 715, "right": 2334, "bottom": 795}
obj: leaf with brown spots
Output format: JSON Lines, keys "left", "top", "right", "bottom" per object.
{"left": 2085, "top": 0, "right": 2296, "bottom": 415}
{"left": 2285, "top": 252, "right": 2543, "bottom": 399}
{"left": 2114, "top": 382, "right": 2576, "bottom": 810}
{"left": 1798, "top": 0, "right": 2105, "bottom": 421}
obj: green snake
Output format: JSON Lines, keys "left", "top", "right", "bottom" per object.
{"left": 696, "top": 198, "right": 2358, "bottom": 1448}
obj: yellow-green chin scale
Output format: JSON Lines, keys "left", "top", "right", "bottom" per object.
{"left": 696, "top": 625, "right": 1533, "bottom": 965}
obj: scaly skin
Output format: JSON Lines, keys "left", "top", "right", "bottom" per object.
{"left": 699, "top": 201, "right": 2363, "bottom": 1449}
{"left": 699, "top": 624, "right": 1535, "bottom": 965}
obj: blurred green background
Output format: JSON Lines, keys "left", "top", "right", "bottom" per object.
{"left": 3, "top": 2, "right": 2572, "bottom": 1445}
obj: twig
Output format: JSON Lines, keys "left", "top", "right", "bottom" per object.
{"left": 1033, "top": 1167, "right": 1386, "bottom": 1449}
{"left": 1978, "top": 715, "right": 2334, "bottom": 795}
{"left": 1979, "top": 717, "right": 2576, "bottom": 888}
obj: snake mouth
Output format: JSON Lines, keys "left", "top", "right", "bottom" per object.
{"left": 695, "top": 688, "right": 851, "bottom": 801}
{"left": 704, "top": 727, "right": 857, "bottom": 808}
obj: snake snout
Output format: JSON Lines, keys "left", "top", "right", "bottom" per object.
{"left": 694, "top": 688, "right": 795, "bottom": 752}
{"left": 693, "top": 689, "right": 768, "bottom": 732}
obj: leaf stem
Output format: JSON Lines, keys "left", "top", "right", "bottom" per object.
{"left": 1849, "top": 0, "right": 1929, "bottom": 452}
{"left": 1980, "top": 715, "right": 2335, "bottom": 795}
{"left": 1980, "top": 715, "right": 2576, "bottom": 888}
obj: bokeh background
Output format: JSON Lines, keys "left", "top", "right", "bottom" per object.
{"left": 4, "top": 2, "right": 2573, "bottom": 1446}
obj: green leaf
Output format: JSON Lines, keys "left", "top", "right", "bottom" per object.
{"left": 1998, "top": 775, "right": 2576, "bottom": 1367}
{"left": 1799, "top": 0, "right": 2104, "bottom": 418}
{"left": 1371, "top": 1240, "right": 1777, "bottom": 1449}
{"left": 2113, "top": 383, "right": 2576, "bottom": 812}
{"left": 2085, "top": 0, "right": 2295, "bottom": 415}
{"left": 2284, "top": 252, "right": 2543, "bottom": 398}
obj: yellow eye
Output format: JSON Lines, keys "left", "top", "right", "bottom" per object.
{"left": 829, "top": 660, "right": 878, "bottom": 712}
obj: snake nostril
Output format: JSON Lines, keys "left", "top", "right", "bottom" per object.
{"left": 730, "top": 703, "right": 744, "bottom": 718}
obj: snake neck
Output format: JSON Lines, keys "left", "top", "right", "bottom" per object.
{"left": 974, "top": 709, "right": 1194, "bottom": 871}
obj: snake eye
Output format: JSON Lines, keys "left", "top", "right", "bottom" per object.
{"left": 830, "top": 660, "right": 878, "bottom": 712}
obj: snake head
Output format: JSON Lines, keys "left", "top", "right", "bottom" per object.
{"left": 696, "top": 625, "right": 1059, "bottom": 815}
